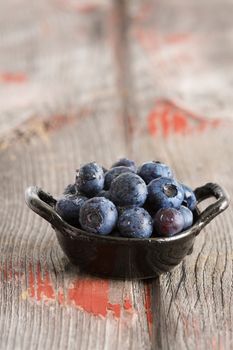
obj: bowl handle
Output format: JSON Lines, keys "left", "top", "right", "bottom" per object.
{"left": 25, "top": 186, "right": 62, "bottom": 228}
{"left": 193, "top": 182, "right": 230, "bottom": 234}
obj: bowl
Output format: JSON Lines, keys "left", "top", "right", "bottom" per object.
{"left": 25, "top": 183, "right": 229, "bottom": 279}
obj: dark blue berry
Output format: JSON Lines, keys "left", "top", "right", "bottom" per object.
{"left": 63, "top": 183, "right": 77, "bottom": 196}
{"left": 118, "top": 207, "right": 153, "bottom": 238}
{"left": 109, "top": 173, "right": 148, "bottom": 207}
{"left": 79, "top": 197, "right": 118, "bottom": 235}
{"left": 111, "top": 158, "right": 136, "bottom": 171}
{"left": 76, "top": 162, "right": 104, "bottom": 196}
{"left": 181, "top": 184, "right": 197, "bottom": 211}
{"left": 154, "top": 208, "right": 184, "bottom": 237}
{"left": 56, "top": 195, "right": 88, "bottom": 227}
{"left": 104, "top": 166, "right": 135, "bottom": 189}
{"left": 147, "top": 177, "right": 184, "bottom": 211}
{"left": 117, "top": 205, "right": 137, "bottom": 216}
{"left": 96, "top": 190, "right": 110, "bottom": 199}
{"left": 180, "top": 205, "right": 193, "bottom": 229}
{"left": 137, "top": 161, "right": 173, "bottom": 184}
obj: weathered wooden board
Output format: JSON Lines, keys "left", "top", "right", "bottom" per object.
{"left": 0, "top": 0, "right": 233, "bottom": 349}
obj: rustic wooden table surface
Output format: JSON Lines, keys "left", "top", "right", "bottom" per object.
{"left": 0, "top": 0, "right": 233, "bottom": 349}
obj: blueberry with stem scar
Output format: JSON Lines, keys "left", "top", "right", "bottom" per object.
{"left": 147, "top": 177, "right": 184, "bottom": 211}
{"left": 80, "top": 197, "right": 118, "bottom": 235}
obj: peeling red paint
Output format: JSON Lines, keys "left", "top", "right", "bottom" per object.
{"left": 58, "top": 289, "right": 65, "bottom": 305}
{"left": 28, "top": 264, "right": 54, "bottom": 300}
{"left": 67, "top": 278, "right": 110, "bottom": 317}
{"left": 123, "top": 298, "right": 133, "bottom": 311}
{"left": 28, "top": 265, "right": 35, "bottom": 298}
{"left": 148, "top": 100, "right": 222, "bottom": 138}
{"left": 165, "top": 34, "right": 191, "bottom": 45}
{"left": 107, "top": 302, "right": 121, "bottom": 318}
{"left": 3, "top": 261, "right": 10, "bottom": 280}
{"left": 144, "top": 283, "right": 153, "bottom": 325}
{"left": 134, "top": 28, "right": 191, "bottom": 53}
{"left": 0, "top": 72, "right": 27, "bottom": 84}
{"left": 36, "top": 264, "right": 54, "bottom": 301}
{"left": 3, "top": 262, "right": 135, "bottom": 319}
{"left": 24, "top": 263, "right": 134, "bottom": 318}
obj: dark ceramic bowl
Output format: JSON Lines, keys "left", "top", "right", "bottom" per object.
{"left": 25, "top": 183, "right": 229, "bottom": 279}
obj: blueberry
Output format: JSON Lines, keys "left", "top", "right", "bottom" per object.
{"left": 104, "top": 166, "right": 135, "bottom": 189}
{"left": 79, "top": 197, "right": 118, "bottom": 235}
{"left": 180, "top": 206, "right": 193, "bottom": 229}
{"left": 111, "top": 158, "right": 136, "bottom": 171}
{"left": 96, "top": 190, "right": 110, "bottom": 199}
{"left": 137, "top": 161, "right": 173, "bottom": 184}
{"left": 154, "top": 208, "right": 184, "bottom": 237}
{"left": 181, "top": 184, "right": 197, "bottom": 211}
{"left": 147, "top": 177, "right": 184, "bottom": 211}
{"left": 117, "top": 205, "right": 137, "bottom": 216}
{"left": 56, "top": 195, "right": 88, "bottom": 227}
{"left": 118, "top": 207, "right": 153, "bottom": 238}
{"left": 76, "top": 162, "right": 104, "bottom": 196}
{"left": 63, "top": 183, "right": 77, "bottom": 196}
{"left": 109, "top": 173, "right": 148, "bottom": 207}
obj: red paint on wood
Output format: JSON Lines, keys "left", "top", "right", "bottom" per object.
{"left": 144, "top": 283, "right": 153, "bottom": 337}
{"left": 160, "top": 108, "right": 170, "bottom": 137}
{"left": 107, "top": 302, "right": 121, "bottom": 318}
{"left": 148, "top": 100, "right": 222, "bottom": 138}
{"left": 67, "top": 278, "right": 110, "bottom": 317}
{"left": 28, "top": 264, "right": 54, "bottom": 301}
{"left": 165, "top": 34, "right": 190, "bottom": 45}
{"left": 0, "top": 72, "right": 27, "bottom": 84}
{"left": 3, "top": 263, "right": 135, "bottom": 319}
{"left": 28, "top": 265, "right": 35, "bottom": 298}
{"left": 26, "top": 264, "right": 132, "bottom": 318}
{"left": 123, "top": 298, "right": 133, "bottom": 311}
{"left": 173, "top": 113, "right": 188, "bottom": 134}
{"left": 36, "top": 264, "right": 55, "bottom": 301}
{"left": 135, "top": 29, "right": 158, "bottom": 52}
{"left": 135, "top": 28, "right": 191, "bottom": 53}
{"left": 58, "top": 289, "right": 65, "bottom": 305}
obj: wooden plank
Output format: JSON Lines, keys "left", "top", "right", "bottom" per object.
{"left": 125, "top": 1, "right": 233, "bottom": 349}
{"left": 0, "top": 1, "right": 151, "bottom": 349}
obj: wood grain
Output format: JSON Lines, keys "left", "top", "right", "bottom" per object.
{"left": 0, "top": 0, "right": 233, "bottom": 349}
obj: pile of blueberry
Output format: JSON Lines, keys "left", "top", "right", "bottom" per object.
{"left": 55, "top": 158, "right": 197, "bottom": 238}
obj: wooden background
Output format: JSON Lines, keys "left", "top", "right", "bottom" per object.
{"left": 0, "top": 0, "right": 233, "bottom": 349}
